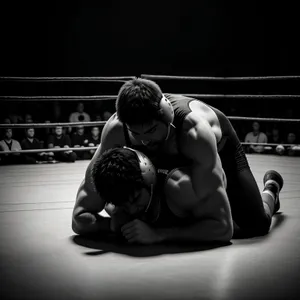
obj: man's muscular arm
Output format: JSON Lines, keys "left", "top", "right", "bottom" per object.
{"left": 158, "top": 172, "right": 233, "bottom": 243}
{"left": 72, "top": 177, "right": 110, "bottom": 235}
{"left": 157, "top": 117, "right": 233, "bottom": 243}
{"left": 72, "top": 114, "right": 126, "bottom": 235}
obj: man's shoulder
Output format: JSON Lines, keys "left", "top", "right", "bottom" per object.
{"left": 101, "top": 113, "right": 125, "bottom": 143}
{"left": 13, "top": 139, "right": 21, "bottom": 144}
{"left": 105, "top": 113, "right": 122, "bottom": 128}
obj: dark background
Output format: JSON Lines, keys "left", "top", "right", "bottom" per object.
{"left": 1, "top": 1, "right": 299, "bottom": 77}
{"left": 0, "top": 1, "right": 299, "bottom": 142}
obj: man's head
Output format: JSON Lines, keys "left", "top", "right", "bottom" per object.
{"left": 25, "top": 128, "right": 35, "bottom": 138}
{"left": 25, "top": 114, "right": 33, "bottom": 123}
{"left": 116, "top": 78, "right": 174, "bottom": 150}
{"left": 252, "top": 121, "right": 260, "bottom": 133}
{"left": 76, "top": 126, "right": 84, "bottom": 135}
{"left": 4, "top": 128, "right": 12, "bottom": 140}
{"left": 287, "top": 132, "right": 296, "bottom": 144}
{"left": 91, "top": 126, "right": 100, "bottom": 137}
{"left": 55, "top": 126, "right": 63, "bottom": 136}
{"left": 92, "top": 147, "right": 156, "bottom": 216}
{"left": 272, "top": 128, "right": 279, "bottom": 137}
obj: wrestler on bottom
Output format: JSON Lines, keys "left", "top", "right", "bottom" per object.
{"left": 73, "top": 146, "right": 283, "bottom": 244}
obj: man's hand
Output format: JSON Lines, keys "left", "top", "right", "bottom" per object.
{"left": 121, "top": 219, "right": 162, "bottom": 245}
{"left": 109, "top": 207, "right": 132, "bottom": 233}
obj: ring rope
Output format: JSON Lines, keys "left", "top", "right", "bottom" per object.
{"left": 0, "top": 76, "right": 136, "bottom": 82}
{"left": 2, "top": 94, "right": 300, "bottom": 102}
{"left": 0, "top": 143, "right": 298, "bottom": 156}
{"left": 1, "top": 75, "right": 300, "bottom": 82}
{"left": 141, "top": 74, "right": 300, "bottom": 81}
{"left": 0, "top": 95, "right": 116, "bottom": 102}
{"left": 0, "top": 121, "right": 106, "bottom": 128}
{"left": 242, "top": 143, "right": 296, "bottom": 147}
{"left": 184, "top": 94, "right": 300, "bottom": 99}
{"left": 1, "top": 116, "right": 299, "bottom": 129}
{"left": 0, "top": 147, "right": 97, "bottom": 155}
{"left": 227, "top": 116, "right": 300, "bottom": 122}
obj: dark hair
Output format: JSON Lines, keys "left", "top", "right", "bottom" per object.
{"left": 116, "top": 78, "right": 163, "bottom": 125}
{"left": 91, "top": 147, "right": 145, "bottom": 205}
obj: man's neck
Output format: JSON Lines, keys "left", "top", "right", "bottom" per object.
{"left": 4, "top": 138, "right": 12, "bottom": 143}
{"left": 27, "top": 137, "right": 34, "bottom": 142}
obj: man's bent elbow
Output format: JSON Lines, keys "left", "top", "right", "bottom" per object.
{"left": 72, "top": 218, "right": 85, "bottom": 235}
{"left": 71, "top": 213, "right": 94, "bottom": 235}
{"left": 72, "top": 212, "right": 111, "bottom": 236}
{"left": 218, "top": 221, "right": 233, "bottom": 242}
{"left": 218, "top": 230, "right": 233, "bottom": 243}
{"left": 72, "top": 222, "right": 80, "bottom": 235}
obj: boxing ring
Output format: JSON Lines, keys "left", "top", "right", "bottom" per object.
{"left": 1, "top": 75, "right": 300, "bottom": 300}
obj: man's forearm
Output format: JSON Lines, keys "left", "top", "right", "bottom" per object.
{"left": 156, "top": 219, "right": 232, "bottom": 243}
{"left": 72, "top": 212, "right": 111, "bottom": 235}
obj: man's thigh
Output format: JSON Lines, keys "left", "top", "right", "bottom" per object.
{"left": 226, "top": 168, "right": 270, "bottom": 232}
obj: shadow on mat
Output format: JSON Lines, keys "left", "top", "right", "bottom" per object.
{"left": 71, "top": 235, "right": 231, "bottom": 257}
{"left": 232, "top": 213, "right": 286, "bottom": 242}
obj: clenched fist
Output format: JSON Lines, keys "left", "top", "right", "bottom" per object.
{"left": 107, "top": 205, "right": 133, "bottom": 233}
{"left": 121, "top": 219, "right": 162, "bottom": 244}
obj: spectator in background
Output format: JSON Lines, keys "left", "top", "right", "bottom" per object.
{"left": 268, "top": 128, "right": 283, "bottom": 144}
{"left": 21, "top": 128, "right": 50, "bottom": 164}
{"left": 8, "top": 113, "right": 23, "bottom": 124}
{"left": 68, "top": 102, "right": 91, "bottom": 135}
{"left": 8, "top": 113, "right": 23, "bottom": 141}
{"left": 94, "top": 114, "right": 102, "bottom": 122}
{"left": 3, "top": 117, "right": 11, "bottom": 124}
{"left": 244, "top": 121, "right": 268, "bottom": 153}
{"left": 69, "top": 102, "right": 91, "bottom": 123}
{"left": 71, "top": 125, "right": 89, "bottom": 160}
{"left": 102, "top": 110, "right": 113, "bottom": 121}
{"left": 47, "top": 126, "right": 76, "bottom": 163}
{"left": 286, "top": 132, "right": 300, "bottom": 156}
{"left": 87, "top": 126, "right": 101, "bottom": 159}
{"left": 24, "top": 114, "right": 33, "bottom": 123}
{"left": 266, "top": 127, "right": 285, "bottom": 155}
{"left": 0, "top": 128, "right": 22, "bottom": 165}
{"left": 92, "top": 110, "right": 112, "bottom": 122}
